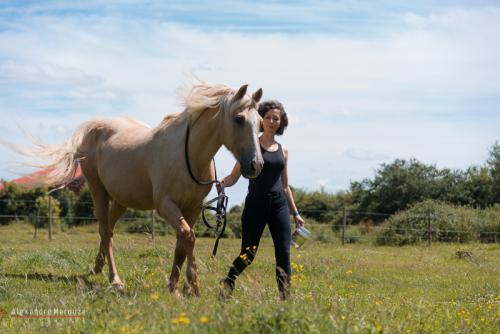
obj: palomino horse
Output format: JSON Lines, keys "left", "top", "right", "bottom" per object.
{"left": 29, "top": 83, "right": 264, "bottom": 295}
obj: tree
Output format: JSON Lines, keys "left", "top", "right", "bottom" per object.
{"left": 350, "top": 159, "right": 492, "bottom": 222}
{"left": 0, "top": 182, "right": 47, "bottom": 224}
{"left": 53, "top": 189, "right": 78, "bottom": 226}
{"left": 363, "top": 159, "right": 440, "bottom": 215}
{"left": 458, "top": 166, "right": 494, "bottom": 208}
{"left": 73, "top": 186, "right": 95, "bottom": 225}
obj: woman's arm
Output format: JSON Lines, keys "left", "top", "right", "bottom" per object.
{"left": 281, "top": 147, "right": 305, "bottom": 226}
{"left": 221, "top": 162, "right": 241, "bottom": 188}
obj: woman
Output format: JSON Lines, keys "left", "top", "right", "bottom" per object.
{"left": 220, "top": 100, "right": 305, "bottom": 300}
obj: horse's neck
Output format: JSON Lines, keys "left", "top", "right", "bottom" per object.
{"left": 185, "top": 110, "right": 223, "bottom": 178}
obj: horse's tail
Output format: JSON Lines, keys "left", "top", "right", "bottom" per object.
{"left": 1, "top": 120, "right": 105, "bottom": 187}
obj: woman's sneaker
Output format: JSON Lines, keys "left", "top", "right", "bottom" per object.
{"left": 219, "top": 278, "right": 234, "bottom": 300}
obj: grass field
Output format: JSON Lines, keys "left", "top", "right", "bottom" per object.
{"left": 0, "top": 222, "right": 499, "bottom": 333}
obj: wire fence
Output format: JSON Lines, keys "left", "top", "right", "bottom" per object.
{"left": 1, "top": 205, "right": 498, "bottom": 245}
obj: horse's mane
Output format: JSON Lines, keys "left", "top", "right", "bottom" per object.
{"left": 183, "top": 83, "right": 235, "bottom": 115}
{"left": 160, "top": 82, "right": 251, "bottom": 127}
{"left": 160, "top": 113, "right": 181, "bottom": 126}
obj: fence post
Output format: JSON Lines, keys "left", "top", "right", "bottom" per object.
{"left": 48, "top": 195, "right": 53, "bottom": 241}
{"left": 34, "top": 207, "right": 40, "bottom": 239}
{"left": 342, "top": 207, "right": 346, "bottom": 246}
{"left": 151, "top": 211, "right": 156, "bottom": 245}
{"left": 427, "top": 207, "right": 431, "bottom": 247}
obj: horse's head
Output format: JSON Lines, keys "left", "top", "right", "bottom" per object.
{"left": 222, "top": 84, "right": 264, "bottom": 179}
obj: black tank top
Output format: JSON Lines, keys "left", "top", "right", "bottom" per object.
{"left": 248, "top": 143, "right": 285, "bottom": 195}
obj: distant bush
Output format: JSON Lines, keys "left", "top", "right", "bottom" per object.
{"left": 0, "top": 182, "right": 47, "bottom": 224}
{"left": 376, "top": 200, "right": 500, "bottom": 245}
{"left": 34, "top": 194, "right": 62, "bottom": 232}
{"left": 477, "top": 204, "right": 500, "bottom": 243}
{"left": 343, "top": 226, "right": 362, "bottom": 244}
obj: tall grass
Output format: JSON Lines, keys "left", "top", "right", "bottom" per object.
{"left": 0, "top": 222, "right": 498, "bottom": 333}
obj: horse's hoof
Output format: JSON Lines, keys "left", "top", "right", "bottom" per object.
{"left": 173, "top": 290, "right": 182, "bottom": 299}
{"left": 91, "top": 267, "right": 102, "bottom": 275}
{"left": 182, "top": 282, "right": 200, "bottom": 297}
{"left": 168, "top": 282, "right": 177, "bottom": 294}
{"left": 111, "top": 282, "right": 125, "bottom": 291}
{"left": 167, "top": 285, "right": 182, "bottom": 299}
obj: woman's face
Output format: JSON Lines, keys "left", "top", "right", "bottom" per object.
{"left": 262, "top": 108, "right": 281, "bottom": 134}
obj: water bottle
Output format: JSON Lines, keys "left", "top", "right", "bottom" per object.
{"left": 291, "top": 225, "right": 311, "bottom": 249}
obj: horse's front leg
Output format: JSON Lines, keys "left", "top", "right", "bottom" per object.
{"left": 183, "top": 212, "right": 200, "bottom": 297}
{"left": 157, "top": 197, "right": 196, "bottom": 295}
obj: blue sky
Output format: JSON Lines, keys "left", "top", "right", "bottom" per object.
{"left": 1, "top": 0, "right": 499, "bottom": 205}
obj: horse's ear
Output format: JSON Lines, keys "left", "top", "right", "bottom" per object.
{"left": 233, "top": 84, "right": 248, "bottom": 101}
{"left": 252, "top": 88, "right": 263, "bottom": 103}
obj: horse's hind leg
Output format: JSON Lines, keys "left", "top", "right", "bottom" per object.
{"left": 88, "top": 182, "right": 124, "bottom": 288}
{"left": 93, "top": 201, "right": 126, "bottom": 275}
{"left": 104, "top": 201, "right": 126, "bottom": 287}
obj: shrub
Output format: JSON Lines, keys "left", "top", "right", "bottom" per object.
{"left": 34, "top": 194, "right": 62, "bottom": 232}
{"left": 477, "top": 204, "right": 500, "bottom": 243}
{"left": 376, "top": 200, "right": 479, "bottom": 246}
{"left": 342, "top": 225, "right": 362, "bottom": 244}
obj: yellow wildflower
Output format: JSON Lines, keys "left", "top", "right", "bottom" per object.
{"left": 171, "top": 312, "right": 191, "bottom": 325}
{"left": 345, "top": 269, "right": 353, "bottom": 274}
{"left": 200, "top": 316, "right": 209, "bottom": 323}
{"left": 150, "top": 293, "right": 160, "bottom": 301}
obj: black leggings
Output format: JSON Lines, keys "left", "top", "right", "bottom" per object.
{"left": 226, "top": 191, "right": 291, "bottom": 293}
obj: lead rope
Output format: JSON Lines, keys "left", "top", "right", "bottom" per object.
{"left": 185, "top": 124, "right": 228, "bottom": 257}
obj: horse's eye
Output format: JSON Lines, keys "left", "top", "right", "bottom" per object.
{"left": 234, "top": 115, "right": 245, "bottom": 126}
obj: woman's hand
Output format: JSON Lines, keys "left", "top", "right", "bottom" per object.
{"left": 216, "top": 181, "right": 225, "bottom": 194}
{"left": 220, "top": 162, "right": 241, "bottom": 188}
{"left": 293, "top": 212, "right": 305, "bottom": 227}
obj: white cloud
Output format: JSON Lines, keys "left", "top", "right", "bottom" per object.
{"left": 1, "top": 5, "right": 499, "bottom": 205}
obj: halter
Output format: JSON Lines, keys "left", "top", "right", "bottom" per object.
{"left": 184, "top": 123, "right": 228, "bottom": 257}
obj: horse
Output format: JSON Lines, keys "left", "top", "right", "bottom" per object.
{"left": 23, "top": 82, "right": 264, "bottom": 295}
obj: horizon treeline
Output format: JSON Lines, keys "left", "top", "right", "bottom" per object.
{"left": 1, "top": 142, "right": 499, "bottom": 228}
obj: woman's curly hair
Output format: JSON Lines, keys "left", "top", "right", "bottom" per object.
{"left": 258, "top": 100, "right": 288, "bottom": 135}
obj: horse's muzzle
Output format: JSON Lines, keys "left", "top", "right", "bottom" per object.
{"left": 241, "top": 156, "right": 263, "bottom": 179}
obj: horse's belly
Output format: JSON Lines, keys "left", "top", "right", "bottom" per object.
{"left": 108, "top": 186, "right": 154, "bottom": 210}
{"left": 98, "top": 164, "right": 154, "bottom": 210}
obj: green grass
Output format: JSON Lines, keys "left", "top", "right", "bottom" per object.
{"left": 0, "top": 223, "right": 499, "bottom": 333}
